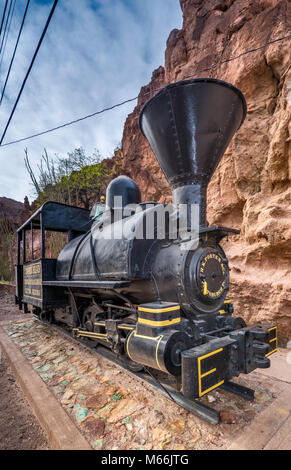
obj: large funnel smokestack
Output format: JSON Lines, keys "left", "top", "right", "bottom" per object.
{"left": 139, "top": 78, "right": 246, "bottom": 227}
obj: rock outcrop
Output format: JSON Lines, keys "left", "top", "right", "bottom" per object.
{"left": 121, "top": 0, "right": 291, "bottom": 343}
{"left": 0, "top": 197, "right": 25, "bottom": 224}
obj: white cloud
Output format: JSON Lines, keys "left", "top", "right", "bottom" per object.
{"left": 0, "top": 0, "right": 182, "bottom": 202}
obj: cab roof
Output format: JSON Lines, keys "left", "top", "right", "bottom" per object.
{"left": 16, "top": 201, "right": 90, "bottom": 233}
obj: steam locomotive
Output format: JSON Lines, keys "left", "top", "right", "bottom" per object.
{"left": 15, "top": 78, "right": 277, "bottom": 403}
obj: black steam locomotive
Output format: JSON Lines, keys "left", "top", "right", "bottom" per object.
{"left": 15, "top": 78, "right": 277, "bottom": 405}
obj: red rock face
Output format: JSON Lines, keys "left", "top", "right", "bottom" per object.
{"left": 0, "top": 197, "right": 25, "bottom": 225}
{"left": 121, "top": 0, "right": 291, "bottom": 343}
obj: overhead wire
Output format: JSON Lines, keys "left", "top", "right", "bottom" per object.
{"left": 0, "top": 0, "right": 16, "bottom": 75}
{"left": 0, "top": 31, "right": 290, "bottom": 148}
{"left": 0, "top": 0, "right": 13, "bottom": 62}
{"left": 0, "top": 0, "right": 30, "bottom": 105}
{"left": 0, "top": 0, "right": 59, "bottom": 146}
{"left": 0, "top": 0, "right": 8, "bottom": 40}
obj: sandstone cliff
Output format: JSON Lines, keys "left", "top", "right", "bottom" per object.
{"left": 0, "top": 197, "right": 25, "bottom": 223}
{"left": 121, "top": 0, "right": 291, "bottom": 343}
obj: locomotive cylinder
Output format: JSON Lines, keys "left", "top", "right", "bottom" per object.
{"left": 126, "top": 302, "right": 192, "bottom": 375}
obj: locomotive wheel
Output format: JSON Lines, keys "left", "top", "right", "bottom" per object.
{"left": 225, "top": 316, "right": 246, "bottom": 330}
{"left": 40, "top": 310, "right": 54, "bottom": 324}
{"left": 83, "top": 313, "right": 94, "bottom": 332}
{"left": 121, "top": 355, "right": 144, "bottom": 373}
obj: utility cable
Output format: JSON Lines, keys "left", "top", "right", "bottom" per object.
{"left": 0, "top": 0, "right": 13, "bottom": 60}
{"left": 0, "top": 0, "right": 30, "bottom": 105}
{"left": 0, "top": 0, "right": 8, "bottom": 39}
{"left": 0, "top": 0, "right": 16, "bottom": 75}
{"left": 0, "top": 0, "right": 59, "bottom": 145}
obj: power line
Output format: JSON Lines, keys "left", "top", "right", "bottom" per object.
{"left": 0, "top": 31, "right": 290, "bottom": 149}
{"left": 0, "top": 0, "right": 30, "bottom": 106}
{"left": 0, "top": 0, "right": 13, "bottom": 61}
{"left": 0, "top": 0, "right": 59, "bottom": 146}
{"left": 0, "top": 95, "right": 139, "bottom": 147}
{"left": 0, "top": 0, "right": 8, "bottom": 39}
{"left": 0, "top": 0, "right": 16, "bottom": 75}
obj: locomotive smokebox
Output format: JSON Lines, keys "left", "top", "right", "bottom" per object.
{"left": 139, "top": 78, "right": 247, "bottom": 226}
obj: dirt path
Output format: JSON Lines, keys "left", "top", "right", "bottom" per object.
{"left": 0, "top": 354, "right": 48, "bottom": 450}
{"left": 0, "top": 283, "right": 31, "bottom": 323}
{"left": 0, "top": 284, "right": 48, "bottom": 450}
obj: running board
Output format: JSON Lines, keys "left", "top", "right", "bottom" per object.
{"left": 42, "top": 280, "right": 131, "bottom": 289}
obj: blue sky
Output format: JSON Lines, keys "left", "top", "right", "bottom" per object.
{"left": 0, "top": 0, "right": 182, "bottom": 202}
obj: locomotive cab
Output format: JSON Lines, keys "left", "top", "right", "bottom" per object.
{"left": 15, "top": 201, "right": 90, "bottom": 313}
